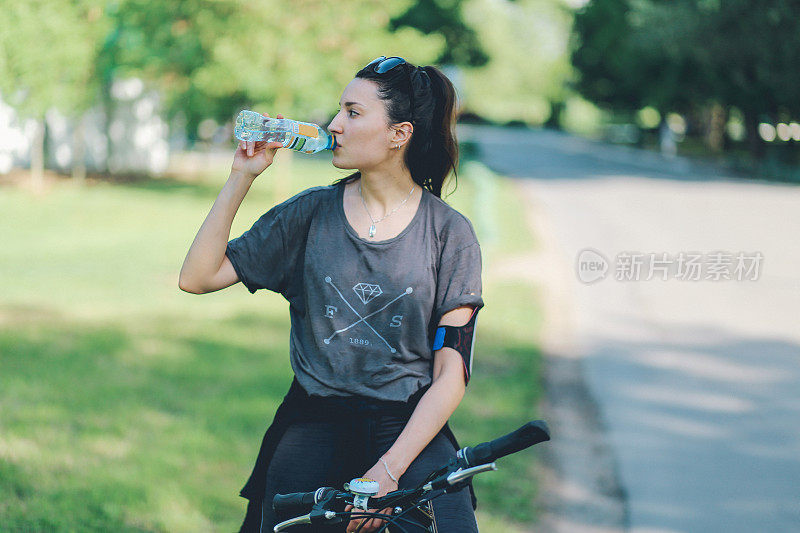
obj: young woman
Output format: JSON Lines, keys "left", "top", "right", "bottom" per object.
{"left": 179, "top": 56, "right": 483, "bottom": 532}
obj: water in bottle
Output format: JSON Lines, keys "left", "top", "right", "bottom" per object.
{"left": 234, "top": 110, "right": 336, "bottom": 154}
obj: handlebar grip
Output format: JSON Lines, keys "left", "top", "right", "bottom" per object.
{"left": 273, "top": 491, "right": 317, "bottom": 514}
{"left": 463, "top": 420, "right": 550, "bottom": 466}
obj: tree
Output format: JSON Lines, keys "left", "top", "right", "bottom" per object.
{"left": 460, "top": 0, "right": 573, "bottom": 126}
{"left": 389, "top": 0, "right": 489, "bottom": 67}
{"left": 0, "top": 0, "right": 106, "bottom": 188}
{"left": 570, "top": 0, "right": 706, "bottom": 115}
{"left": 571, "top": 0, "right": 800, "bottom": 159}
{"left": 694, "top": 0, "right": 800, "bottom": 158}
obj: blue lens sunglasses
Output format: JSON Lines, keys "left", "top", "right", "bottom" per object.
{"left": 365, "top": 56, "right": 416, "bottom": 121}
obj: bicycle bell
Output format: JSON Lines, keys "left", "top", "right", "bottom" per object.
{"left": 345, "top": 477, "right": 380, "bottom": 510}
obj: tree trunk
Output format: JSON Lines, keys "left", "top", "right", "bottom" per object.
{"left": 31, "top": 117, "right": 45, "bottom": 193}
{"left": 704, "top": 103, "right": 727, "bottom": 154}
{"left": 102, "top": 80, "right": 114, "bottom": 174}
{"left": 743, "top": 108, "right": 765, "bottom": 160}
{"left": 544, "top": 100, "right": 564, "bottom": 130}
{"left": 72, "top": 114, "right": 87, "bottom": 184}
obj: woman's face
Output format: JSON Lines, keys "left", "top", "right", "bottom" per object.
{"left": 328, "top": 78, "right": 400, "bottom": 171}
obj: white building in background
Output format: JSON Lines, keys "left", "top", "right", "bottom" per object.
{"left": 0, "top": 98, "right": 33, "bottom": 174}
{"left": 0, "top": 77, "right": 170, "bottom": 176}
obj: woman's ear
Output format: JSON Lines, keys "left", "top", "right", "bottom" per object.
{"left": 390, "top": 122, "right": 414, "bottom": 148}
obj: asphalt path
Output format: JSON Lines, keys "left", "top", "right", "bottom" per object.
{"left": 460, "top": 125, "right": 800, "bottom": 533}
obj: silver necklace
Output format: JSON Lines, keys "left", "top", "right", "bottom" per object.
{"left": 359, "top": 182, "right": 417, "bottom": 239}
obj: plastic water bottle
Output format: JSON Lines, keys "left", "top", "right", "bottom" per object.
{"left": 234, "top": 110, "right": 336, "bottom": 154}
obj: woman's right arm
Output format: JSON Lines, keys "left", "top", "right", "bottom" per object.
{"left": 178, "top": 113, "right": 284, "bottom": 294}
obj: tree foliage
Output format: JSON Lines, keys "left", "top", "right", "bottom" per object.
{"left": 1, "top": 0, "right": 571, "bottom": 145}
{"left": 0, "top": 0, "right": 106, "bottom": 117}
{"left": 461, "top": 0, "right": 573, "bottom": 125}
{"left": 571, "top": 0, "right": 800, "bottom": 156}
{"left": 390, "top": 0, "right": 489, "bottom": 67}
{"left": 99, "top": 0, "right": 445, "bottom": 139}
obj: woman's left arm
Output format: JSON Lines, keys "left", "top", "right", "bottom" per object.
{"left": 346, "top": 305, "right": 475, "bottom": 532}
{"left": 380, "top": 304, "right": 474, "bottom": 477}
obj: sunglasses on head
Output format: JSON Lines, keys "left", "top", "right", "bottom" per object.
{"left": 366, "top": 56, "right": 408, "bottom": 74}
{"left": 365, "top": 56, "right": 415, "bottom": 121}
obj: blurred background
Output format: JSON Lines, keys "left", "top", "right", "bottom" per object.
{"left": 3, "top": 0, "right": 799, "bottom": 185}
{"left": 2, "top": 0, "right": 799, "bottom": 532}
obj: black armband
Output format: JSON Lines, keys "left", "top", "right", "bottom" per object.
{"left": 432, "top": 306, "right": 480, "bottom": 384}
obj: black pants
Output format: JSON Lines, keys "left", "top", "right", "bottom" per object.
{"left": 259, "top": 417, "right": 478, "bottom": 532}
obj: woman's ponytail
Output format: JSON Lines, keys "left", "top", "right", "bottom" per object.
{"left": 408, "top": 65, "right": 459, "bottom": 198}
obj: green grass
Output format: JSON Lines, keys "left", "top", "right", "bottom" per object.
{"left": 0, "top": 153, "right": 543, "bottom": 532}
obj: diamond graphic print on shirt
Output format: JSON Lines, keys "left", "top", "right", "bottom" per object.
{"left": 353, "top": 283, "right": 383, "bottom": 304}
{"left": 324, "top": 276, "right": 413, "bottom": 354}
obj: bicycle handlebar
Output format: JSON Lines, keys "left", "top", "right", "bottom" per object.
{"left": 459, "top": 420, "right": 550, "bottom": 467}
{"left": 271, "top": 420, "right": 550, "bottom": 531}
{"left": 272, "top": 490, "right": 320, "bottom": 515}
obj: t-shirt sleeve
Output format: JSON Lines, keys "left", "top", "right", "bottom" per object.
{"left": 225, "top": 206, "right": 286, "bottom": 294}
{"left": 432, "top": 216, "right": 485, "bottom": 326}
{"left": 225, "top": 187, "right": 321, "bottom": 295}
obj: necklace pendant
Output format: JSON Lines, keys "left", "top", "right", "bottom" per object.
{"left": 369, "top": 224, "right": 376, "bottom": 238}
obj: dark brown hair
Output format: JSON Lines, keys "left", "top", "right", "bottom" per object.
{"left": 332, "top": 60, "right": 459, "bottom": 199}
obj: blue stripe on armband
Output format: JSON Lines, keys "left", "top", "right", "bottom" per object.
{"left": 433, "top": 327, "right": 446, "bottom": 351}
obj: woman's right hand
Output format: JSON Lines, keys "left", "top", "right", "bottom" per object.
{"left": 231, "top": 112, "right": 285, "bottom": 179}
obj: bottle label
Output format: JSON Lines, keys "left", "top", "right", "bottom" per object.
{"left": 296, "top": 123, "right": 318, "bottom": 138}
{"left": 289, "top": 136, "right": 307, "bottom": 151}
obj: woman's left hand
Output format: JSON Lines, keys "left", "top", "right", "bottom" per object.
{"left": 344, "top": 461, "right": 399, "bottom": 532}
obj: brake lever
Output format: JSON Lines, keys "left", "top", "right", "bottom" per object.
{"left": 273, "top": 513, "right": 312, "bottom": 532}
{"left": 311, "top": 490, "right": 346, "bottom": 524}
{"left": 421, "top": 456, "right": 461, "bottom": 485}
{"left": 423, "top": 462, "right": 497, "bottom": 492}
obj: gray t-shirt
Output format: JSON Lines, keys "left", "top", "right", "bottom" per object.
{"left": 225, "top": 180, "right": 484, "bottom": 401}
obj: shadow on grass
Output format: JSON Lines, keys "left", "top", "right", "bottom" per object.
{"left": 98, "top": 173, "right": 231, "bottom": 200}
{"left": 0, "top": 305, "right": 294, "bottom": 532}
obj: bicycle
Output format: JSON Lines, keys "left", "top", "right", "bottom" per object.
{"left": 270, "top": 420, "right": 550, "bottom": 532}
